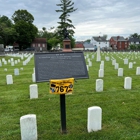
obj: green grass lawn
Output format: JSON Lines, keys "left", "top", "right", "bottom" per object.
{"left": 0, "top": 52, "right": 140, "bottom": 140}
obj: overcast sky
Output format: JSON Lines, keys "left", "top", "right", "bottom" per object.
{"left": 0, "top": 0, "right": 140, "bottom": 41}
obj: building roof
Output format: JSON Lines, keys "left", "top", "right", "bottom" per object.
{"left": 111, "top": 36, "right": 126, "bottom": 41}
{"left": 83, "top": 43, "right": 94, "bottom": 48}
{"left": 75, "top": 42, "right": 84, "bottom": 48}
{"left": 32, "top": 38, "right": 47, "bottom": 43}
{"left": 92, "top": 36, "right": 107, "bottom": 42}
{"left": 129, "top": 37, "right": 140, "bottom": 42}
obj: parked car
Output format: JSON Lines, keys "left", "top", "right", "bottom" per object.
{"left": 14, "top": 47, "right": 19, "bottom": 51}
{"left": 101, "top": 47, "right": 112, "bottom": 51}
{"left": 4, "top": 48, "right": 13, "bottom": 52}
{"left": 24, "top": 47, "right": 35, "bottom": 51}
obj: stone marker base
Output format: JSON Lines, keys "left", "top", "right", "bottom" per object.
{"left": 62, "top": 49, "right": 72, "bottom": 52}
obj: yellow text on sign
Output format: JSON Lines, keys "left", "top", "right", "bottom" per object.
{"left": 49, "top": 78, "right": 74, "bottom": 94}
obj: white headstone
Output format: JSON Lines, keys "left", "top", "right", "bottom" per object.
{"left": 118, "top": 68, "right": 123, "bottom": 76}
{"left": 20, "top": 114, "right": 37, "bottom": 140}
{"left": 98, "top": 69, "right": 104, "bottom": 77}
{"left": 101, "top": 61, "right": 104, "bottom": 65}
{"left": 11, "top": 58, "right": 14, "bottom": 61}
{"left": 96, "top": 79, "right": 103, "bottom": 92}
{"left": 14, "top": 68, "right": 19, "bottom": 76}
{"left": 105, "top": 56, "right": 110, "bottom": 61}
{"left": 136, "top": 67, "right": 140, "bottom": 75}
{"left": 23, "top": 61, "right": 26, "bottom": 65}
{"left": 124, "top": 77, "right": 132, "bottom": 89}
{"left": 29, "top": 84, "right": 38, "bottom": 99}
{"left": 114, "top": 63, "right": 119, "bottom": 69}
{"left": 6, "top": 75, "right": 13, "bottom": 85}
{"left": 4, "top": 61, "right": 7, "bottom": 65}
{"left": 18, "top": 59, "right": 20, "bottom": 63}
{"left": 112, "top": 59, "right": 116, "bottom": 65}
{"left": 89, "top": 61, "right": 92, "bottom": 67}
{"left": 86, "top": 65, "right": 89, "bottom": 71}
{"left": 32, "top": 73, "right": 36, "bottom": 82}
{"left": 4, "top": 68, "right": 7, "bottom": 71}
{"left": 87, "top": 106, "right": 102, "bottom": 132}
{"left": 124, "top": 59, "right": 128, "bottom": 64}
{"left": 8, "top": 59, "right": 11, "bottom": 63}
{"left": 96, "top": 46, "right": 101, "bottom": 62}
{"left": 0, "top": 62, "right": 2, "bottom": 67}
{"left": 11, "top": 62, "right": 15, "bottom": 66}
{"left": 2, "top": 58, "right": 5, "bottom": 62}
{"left": 15, "top": 60, "right": 18, "bottom": 64}
{"left": 129, "top": 62, "right": 133, "bottom": 69}
{"left": 100, "top": 64, "right": 104, "bottom": 70}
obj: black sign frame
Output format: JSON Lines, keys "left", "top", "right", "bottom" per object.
{"left": 34, "top": 51, "right": 89, "bottom": 82}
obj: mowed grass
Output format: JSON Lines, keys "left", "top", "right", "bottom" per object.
{"left": 0, "top": 52, "right": 140, "bottom": 140}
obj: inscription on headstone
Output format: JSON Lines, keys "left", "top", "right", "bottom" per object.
{"left": 34, "top": 52, "right": 89, "bottom": 82}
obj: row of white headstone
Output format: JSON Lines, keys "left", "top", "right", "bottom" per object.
{"left": 85, "top": 54, "right": 140, "bottom": 92}
{"left": 6, "top": 68, "right": 35, "bottom": 84}
{"left": 2, "top": 54, "right": 35, "bottom": 84}
{"left": 96, "top": 76, "right": 133, "bottom": 92}
{"left": 20, "top": 106, "right": 102, "bottom": 139}
{"left": 0, "top": 53, "right": 34, "bottom": 67}
{"left": 98, "top": 66, "right": 140, "bottom": 78}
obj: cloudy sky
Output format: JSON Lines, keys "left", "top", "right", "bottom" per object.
{"left": 0, "top": 0, "right": 140, "bottom": 41}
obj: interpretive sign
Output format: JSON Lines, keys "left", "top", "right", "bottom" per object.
{"left": 34, "top": 52, "right": 88, "bottom": 82}
{"left": 50, "top": 78, "right": 74, "bottom": 94}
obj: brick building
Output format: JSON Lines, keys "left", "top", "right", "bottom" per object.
{"left": 109, "top": 36, "right": 129, "bottom": 50}
{"left": 31, "top": 38, "right": 47, "bottom": 51}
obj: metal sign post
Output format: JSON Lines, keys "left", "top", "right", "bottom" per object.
{"left": 60, "top": 94, "right": 66, "bottom": 133}
{"left": 50, "top": 78, "right": 74, "bottom": 134}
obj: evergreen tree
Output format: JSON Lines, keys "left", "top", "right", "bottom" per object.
{"left": 56, "top": 0, "right": 77, "bottom": 41}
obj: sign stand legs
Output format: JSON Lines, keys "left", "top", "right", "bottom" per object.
{"left": 60, "top": 94, "right": 67, "bottom": 134}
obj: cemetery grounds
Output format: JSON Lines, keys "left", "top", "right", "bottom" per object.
{"left": 0, "top": 51, "right": 140, "bottom": 140}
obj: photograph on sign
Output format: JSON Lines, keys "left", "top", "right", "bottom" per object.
{"left": 50, "top": 78, "right": 74, "bottom": 94}
{"left": 34, "top": 52, "right": 89, "bottom": 82}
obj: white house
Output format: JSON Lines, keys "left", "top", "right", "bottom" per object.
{"left": 83, "top": 42, "right": 95, "bottom": 50}
{"left": 129, "top": 37, "right": 140, "bottom": 45}
{"left": 90, "top": 36, "right": 109, "bottom": 49}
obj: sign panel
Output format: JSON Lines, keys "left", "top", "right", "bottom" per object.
{"left": 34, "top": 52, "right": 88, "bottom": 82}
{"left": 50, "top": 78, "right": 74, "bottom": 94}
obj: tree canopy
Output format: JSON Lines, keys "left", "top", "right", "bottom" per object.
{"left": 12, "top": 9, "right": 34, "bottom": 24}
{"left": 0, "top": 15, "right": 18, "bottom": 47}
{"left": 130, "top": 33, "right": 140, "bottom": 38}
{"left": 12, "top": 10, "right": 37, "bottom": 50}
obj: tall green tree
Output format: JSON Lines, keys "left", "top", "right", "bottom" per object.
{"left": 130, "top": 33, "right": 139, "bottom": 38}
{"left": 56, "top": 0, "right": 77, "bottom": 42}
{"left": 0, "top": 15, "right": 18, "bottom": 47}
{"left": 12, "top": 10, "right": 38, "bottom": 50}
